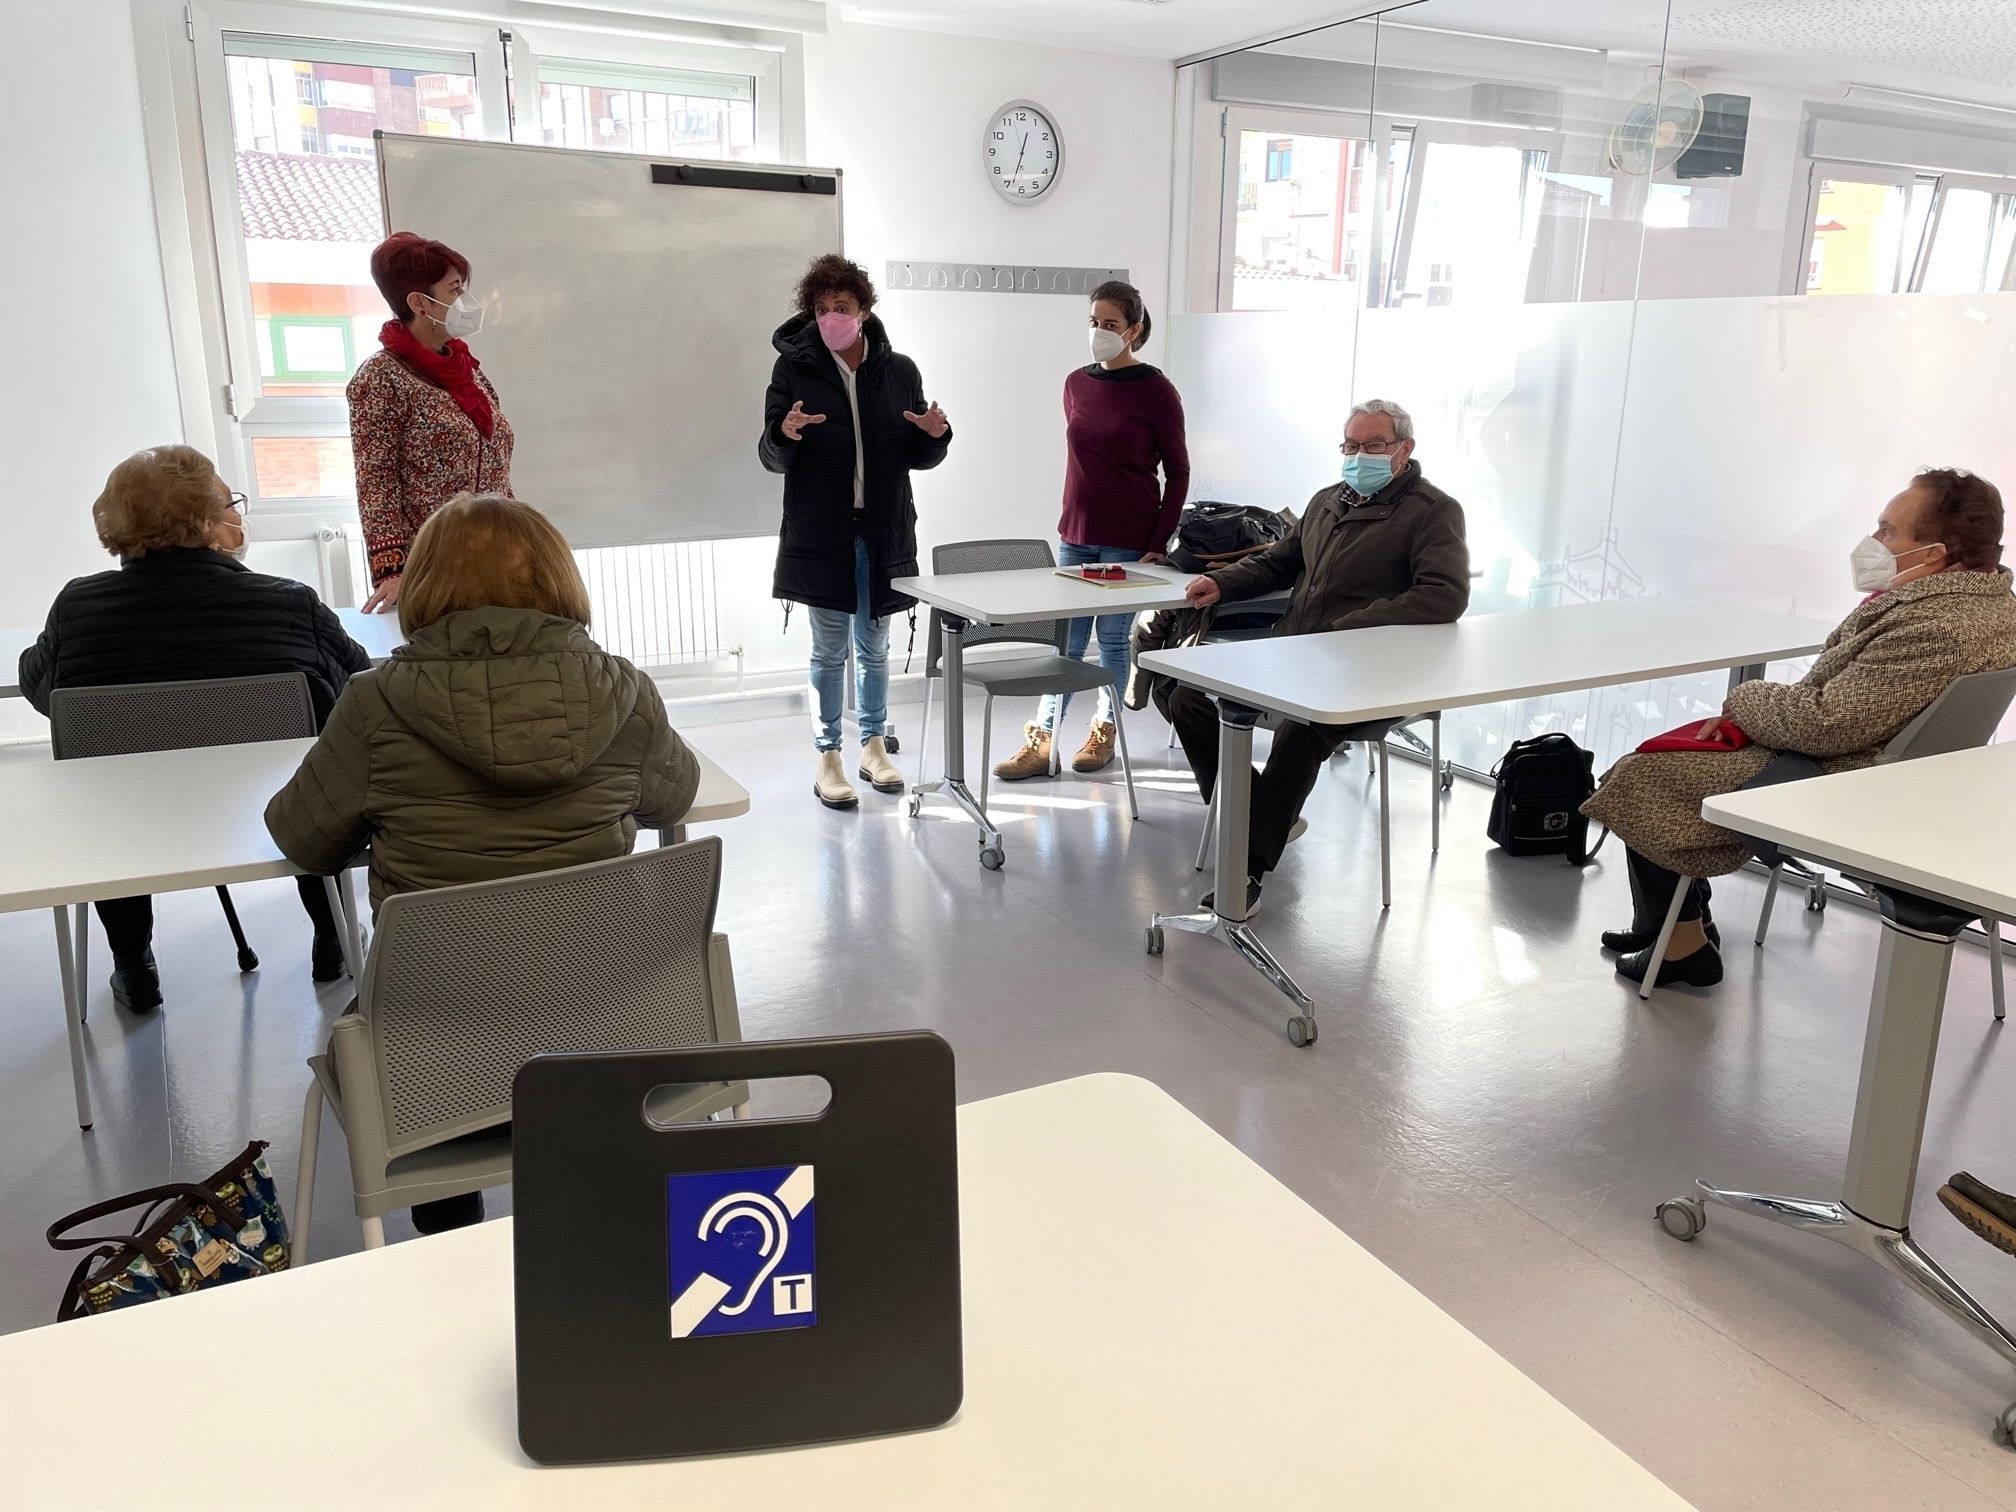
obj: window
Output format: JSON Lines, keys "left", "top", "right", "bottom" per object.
{"left": 1804, "top": 171, "right": 1933, "bottom": 295}
{"left": 536, "top": 58, "right": 756, "bottom": 160}
{"left": 1392, "top": 140, "right": 1549, "bottom": 308}
{"left": 223, "top": 33, "right": 483, "bottom": 403}
{"left": 1230, "top": 127, "right": 1404, "bottom": 311}
{"left": 268, "top": 315, "right": 355, "bottom": 382}
{"left": 1920, "top": 181, "right": 2016, "bottom": 294}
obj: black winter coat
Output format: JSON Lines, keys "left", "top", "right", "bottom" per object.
{"left": 758, "top": 313, "right": 952, "bottom": 617}
{"left": 17, "top": 548, "right": 372, "bottom": 726}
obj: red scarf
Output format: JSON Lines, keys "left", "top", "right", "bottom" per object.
{"left": 378, "top": 320, "right": 494, "bottom": 438}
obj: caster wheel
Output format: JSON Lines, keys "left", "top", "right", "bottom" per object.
{"left": 1286, "top": 1015, "right": 1317, "bottom": 1048}
{"left": 1994, "top": 1401, "right": 2016, "bottom": 1448}
{"left": 1656, "top": 1196, "right": 1706, "bottom": 1241}
{"left": 979, "top": 845, "right": 1005, "bottom": 871}
{"left": 237, "top": 948, "right": 260, "bottom": 973}
{"left": 906, "top": 795, "right": 922, "bottom": 818}
{"left": 1807, "top": 888, "right": 1828, "bottom": 914}
{"left": 1440, "top": 765, "right": 1455, "bottom": 793}
{"left": 1145, "top": 926, "right": 1164, "bottom": 956}
{"left": 884, "top": 734, "right": 901, "bottom": 754}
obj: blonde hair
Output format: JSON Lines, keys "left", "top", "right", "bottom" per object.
{"left": 92, "top": 445, "right": 232, "bottom": 558}
{"left": 398, "top": 494, "right": 591, "bottom": 636}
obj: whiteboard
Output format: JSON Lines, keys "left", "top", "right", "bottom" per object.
{"left": 377, "top": 133, "right": 843, "bottom": 548}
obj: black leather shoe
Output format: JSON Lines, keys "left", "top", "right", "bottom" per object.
{"left": 1616, "top": 941, "right": 1724, "bottom": 988}
{"left": 1200, "top": 878, "right": 1263, "bottom": 916}
{"left": 411, "top": 1191, "right": 486, "bottom": 1235}
{"left": 1602, "top": 920, "right": 1722, "bottom": 953}
{"left": 311, "top": 931, "right": 347, "bottom": 983}
{"left": 110, "top": 951, "right": 163, "bottom": 1013}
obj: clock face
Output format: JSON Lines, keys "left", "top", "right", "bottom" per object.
{"left": 984, "top": 100, "right": 1062, "bottom": 205}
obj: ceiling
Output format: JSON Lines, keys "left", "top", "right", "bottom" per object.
{"left": 835, "top": 0, "right": 1373, "bottom": 60}
{"left": 837, "top": 0, "right": 2016, "bottom": 107}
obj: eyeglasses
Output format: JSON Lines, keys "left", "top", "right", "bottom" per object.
{"left": 227, "top": 492, "right": 249, "bottom": 515}
{"left": 1339, "top": 440, "right": 1401, "bottom": 456}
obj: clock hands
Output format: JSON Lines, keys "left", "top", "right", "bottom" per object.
{"left": 1011, "top": 125, "right": 1029, "bottom": 184}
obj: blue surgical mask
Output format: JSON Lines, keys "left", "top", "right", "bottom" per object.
{"left": 1341, "top": 452, "right": 1394, "bottom": 496}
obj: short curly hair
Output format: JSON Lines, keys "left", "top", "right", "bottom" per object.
{"left": 370, "top": 231, "right": 471, "bottom": 324}
{"left": 1913, "top": 468, "right": 2004, "bottom": 570}
{"left": 794, "top": 253, "right": 876, "bottom": 316}
{"left": 92, "top": 445, "right": 232, "bottom": 559}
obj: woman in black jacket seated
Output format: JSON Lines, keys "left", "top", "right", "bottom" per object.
{"left": 18, "top": 445, "right": 372, "bottom": 1011}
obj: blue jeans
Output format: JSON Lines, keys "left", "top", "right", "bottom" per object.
{"left": 1038, "top": 541, "right": 1144, "bottom": 731}
{"left": 808, "top": 536, "right": 889, "bottom": 752}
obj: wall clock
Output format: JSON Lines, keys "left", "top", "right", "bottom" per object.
{"left": 984, "top": 99, "right": 1062, "bottom": 205}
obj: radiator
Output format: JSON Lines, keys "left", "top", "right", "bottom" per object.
{"left": 575, "top": 540, "right": 735, "bottom": 673}
{"left": 314, "top": 528, "right": 735, "bottom": 675}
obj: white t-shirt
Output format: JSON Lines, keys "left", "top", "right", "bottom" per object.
{"left": 830, "top": 346, "right": 866, "bottom": 512}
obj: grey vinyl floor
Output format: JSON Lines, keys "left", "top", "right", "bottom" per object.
{"left": 3, "top": 703, "right": 2014, "bottom": 1509}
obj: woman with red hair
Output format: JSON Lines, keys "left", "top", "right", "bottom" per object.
{"left": 347, "top": 232, "right": 516, "bottom": 612}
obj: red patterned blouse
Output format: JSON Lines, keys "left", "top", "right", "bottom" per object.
{"left": 346, "top": 350, "right": 515, "bottom": 586}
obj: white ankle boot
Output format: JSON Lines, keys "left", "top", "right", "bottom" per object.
{"left": 858, "top": 736, "right": 904, "bottom": 794}
{"left": 814, "top": 749, "right": 858, "bottom": 809}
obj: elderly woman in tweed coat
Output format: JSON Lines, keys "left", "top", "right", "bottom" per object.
{"left": 1585, "top": 468, "right": 2016, "bottom": 990}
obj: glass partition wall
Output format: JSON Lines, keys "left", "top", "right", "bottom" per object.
{"left": 1170, "top": 0, "right": 2016, "bottom": 775}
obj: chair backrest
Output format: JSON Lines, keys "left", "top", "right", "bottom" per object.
{"left": 1878, "top": 664, "right": 2016, "bottom": 765}
{"left": 923, "top": 538, "right": 1065, "bottom": 677}
{"left": 359, "top": 838, "right": 725, "bottom": 1160}
{"left": 48, "top": 673, "right": 316, "bottom": 760}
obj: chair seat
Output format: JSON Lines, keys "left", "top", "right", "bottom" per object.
{"left": 960, "top": 655, "right": 1116, "bottom": 699}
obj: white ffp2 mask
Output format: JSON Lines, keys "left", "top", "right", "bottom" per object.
{"left": 423, "top": 292, "right": 484, "bottom": 340}
{"left": 1089, "top": 327, "right": 1128, "bottom": 364}
{"left": 1850, "top": 536, "right": 1936, "bottom": 592}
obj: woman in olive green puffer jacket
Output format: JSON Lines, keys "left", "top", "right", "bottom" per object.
{"left": 264, "top": 495, "right": 699, "bottom": 914}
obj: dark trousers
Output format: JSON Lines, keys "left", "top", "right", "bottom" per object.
{"left": 94, "top": 877, "right": 341, "bottom": 961}
{"left": 1625, "top": 846, "right": 1713, "bottom": 935}
{"left": 1158, "top": 682, "right": 1355, "bottom": 879}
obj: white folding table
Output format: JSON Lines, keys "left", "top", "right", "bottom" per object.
{"left": 0, "top": 738, "right": 749, "bottom": 1131}
{"left": 1664, "top": 741, "right": 2016, "bottom": 1442}
{"left": 1, "top": 607, "right": 405, "bottom": 699}
{"left": 0, "top": 1073, "right": 1688, "bottom": 1509}
{"left": 1138, "top": 597, "right": 1835, "bottom": 1046}
{"left": 891, "top": 565, "right": 1197, "bottom": 870}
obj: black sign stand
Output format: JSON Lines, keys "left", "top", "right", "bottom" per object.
{"left": 512, "top": 1032, "right": 962, "bottom": 1464}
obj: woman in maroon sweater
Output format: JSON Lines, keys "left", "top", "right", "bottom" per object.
{"left": 995, "top": 280, "right": 1190, "bottom": 781}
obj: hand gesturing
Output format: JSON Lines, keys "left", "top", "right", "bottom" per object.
{"left": 781, "top": 400, "right": 827, "bottom": 441}
{"left": 902, "top": 403, "right": 949, "bottom": 439}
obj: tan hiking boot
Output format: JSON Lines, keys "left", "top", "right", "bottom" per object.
{"left": 857, "top": 735, "right": 904, "bottom": 793}
{"left": 813, "top": 749, "right": 859, "bottom": 809}
{"left": 993, "top": 723, "right": 1054, "bottom": 782}
{"left": 1072, "top": 720, "right": 1117, "bottom": 773}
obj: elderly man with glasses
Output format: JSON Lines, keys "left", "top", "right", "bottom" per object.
{"left": 1157, "top": 398, "right": 1470, "bottom": 913}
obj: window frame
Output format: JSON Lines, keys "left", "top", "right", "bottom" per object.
{"left": 266, "top": 313, "right": 358, "bottom": 383}
{"left": 1915, "top": 171, "right": 2016, "bottom": 295}
{"left": 135, "top": 0, "right": 802, "bottom": 533}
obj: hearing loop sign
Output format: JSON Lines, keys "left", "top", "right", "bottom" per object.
{"left": 667, "top": 1165, "right": 818, "bottom": 1339}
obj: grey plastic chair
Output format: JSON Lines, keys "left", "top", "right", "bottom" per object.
{"left": 293, "top": 838, "right": 745, "bottom": 1257}
{"left": 47, "top": 673, "right": 320, "bottom": 1011}
{"left": 913, "top": 538, "right": 1139, "bottom": 819}
{"left": 1641, "top": 664, "right": 2016, "bottom": 1005}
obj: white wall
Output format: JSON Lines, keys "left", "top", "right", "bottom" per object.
{"left": 687, "top": 17, "right": 1181, "bottom": 678}
{"left": 0, "top": 0, "right": 184, "bottom": 737}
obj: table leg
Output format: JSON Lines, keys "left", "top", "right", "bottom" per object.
{"left": 1726, "top": 661, "right": 1766, "bottom": 693}
{"left": 1661, "top": 887, "right": 2016, "bottom": 1395}
{"left": 325, "top": 874, "right": 366, "bottom": 981}
{"left": 51, "top": 906, "right": 92, "bottom": 1131}
{"left": 908, "top": 614, "right": 1004, "bottom": 870}
{"left": 1146, "top": 701, "right": 1317, "bottom": 1047}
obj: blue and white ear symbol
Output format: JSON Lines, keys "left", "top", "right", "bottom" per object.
{"left": 698, "top": 1190, "right": 791, "bottom": 1317}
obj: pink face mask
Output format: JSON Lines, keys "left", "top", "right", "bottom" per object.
{"left": 817, "top": 311, "right": 862, "bottom": 351}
